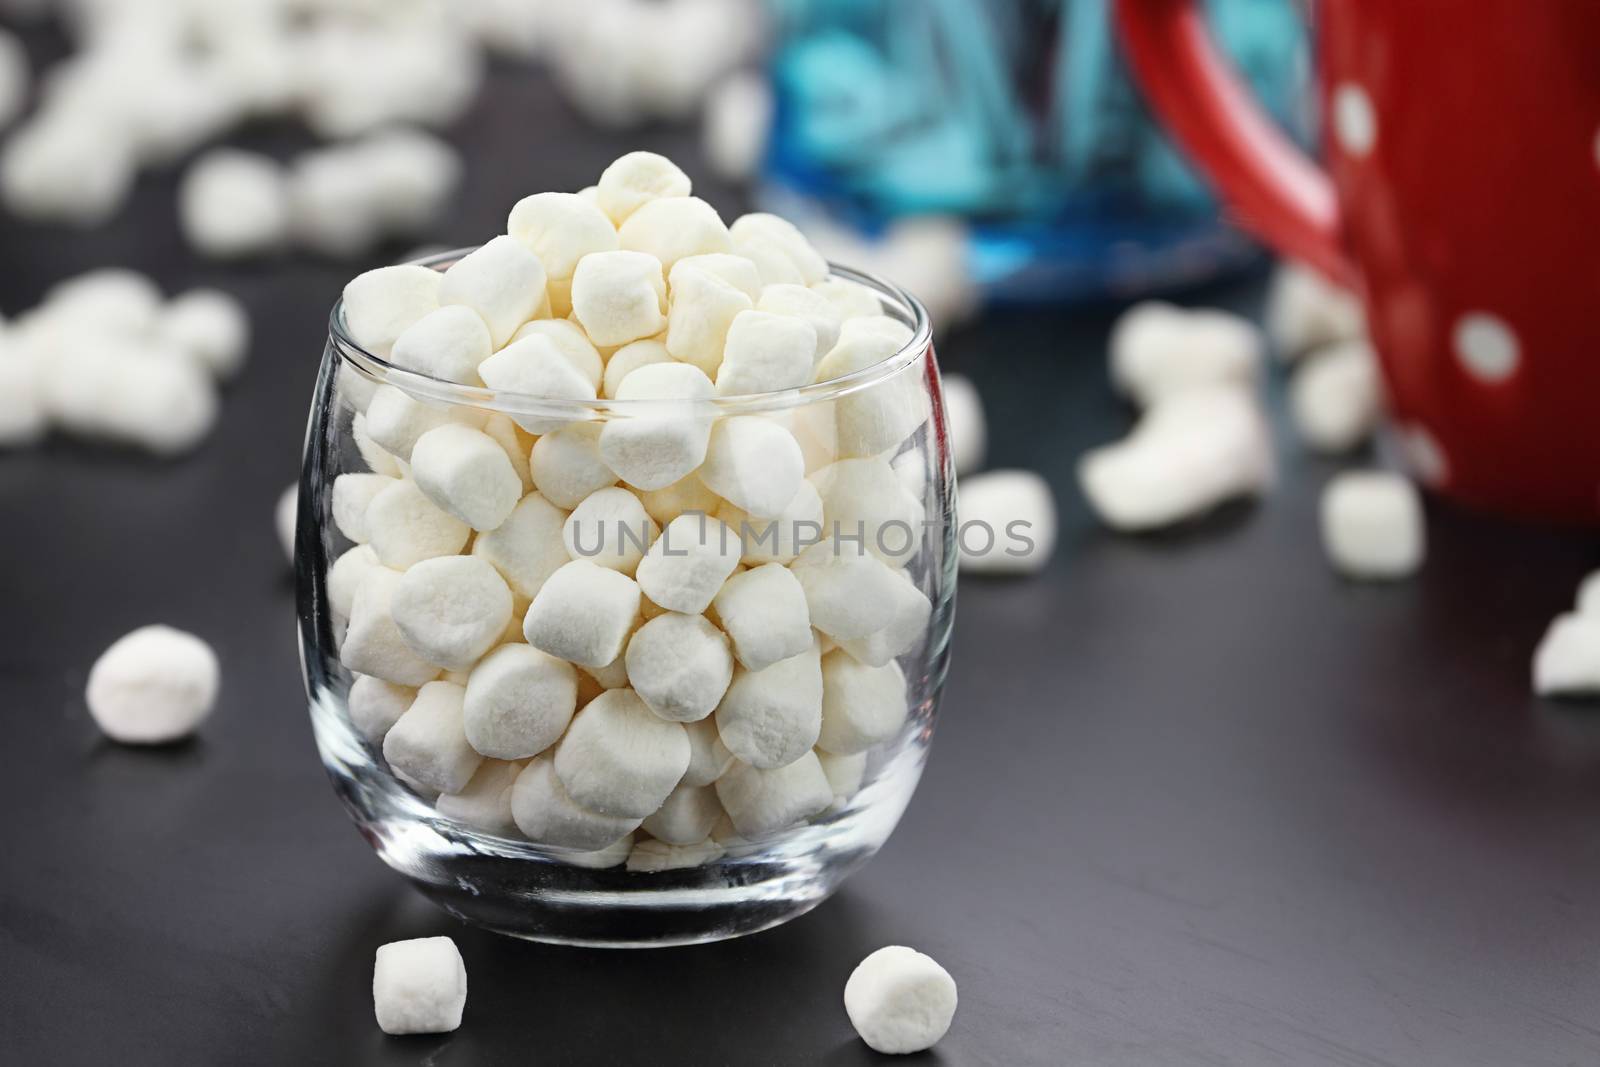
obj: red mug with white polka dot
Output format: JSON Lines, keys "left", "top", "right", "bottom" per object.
{"left": 1116, "top": 0, "right": 1600, "bottom": 521}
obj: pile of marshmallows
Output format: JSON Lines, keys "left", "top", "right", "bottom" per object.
{"left": 328, "top": 152, "right": 936, "bottom": 871}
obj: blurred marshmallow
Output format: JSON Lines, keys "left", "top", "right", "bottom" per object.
{"left": 1320, "top": 471, "right": 1424, "bottom": 580}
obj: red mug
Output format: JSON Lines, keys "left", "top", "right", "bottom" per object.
{"left": 1115, "top": 0, "right": 1600, "bottom": 522}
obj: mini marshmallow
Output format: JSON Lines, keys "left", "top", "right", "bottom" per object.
{"left": 1577, "top": 572, "right": 1600, "bottom": 617}
{"left": 729, "top": 213, "right": 828, "bottom": 286}
{"left": 365, "top": 479, "right": 470, "bottom": 570}
{"left": 362, "top": 385, "right": 481, "bottom": 462}
{"left": 715, "top": 310, "right": 816, "bottom": 395}
{"left": 508, "top": 192, "right": 618, "bottom": 309}
{"left": 715, "top": 751, "right": 833, "bottom": 838}
{"left": 844, "top": 946, "right": 958, "bottom": 1055}
{"left": 1320, "top": 471, "right": 1424, "bottom": 581}
{"left": 596, "top": 151, "right": 692, "bottom": 224}
{"left": 382, "top": 680, "right": 482, "bottom": 794}
{"left": 1109, "top": 301, "right": 1263, "bottom": 406}
{"left": 477, "top": 335, "right": 597, "bottom": 435}
{"left": 757, "top": 283, "right": 842, "bottom": 364}
{"left": 462, "top": 644, "right": 577, "bottom": 759}
{"left": 1266, "top": 261, "right": 1365, "bottom": 359}
{"left": 682, "top": 716, "right": 736, "bottom": 787}
{"left": 347, "top": 674, "right": 415, "bottom": 743}
{"left": 353, "top": 412, "right": 402, "bottom": 476}
{"left": 570, "top": 249, "right": 667, "bottom": 347}
{"left": 813, "top": 330, "right": 927, "bottom": 457}
{"left": 640, "top": 780, "right": 723, "bottom": 845}
{"left": 275, "top": 484, "right": 297, "bottom": 563}
{"left": 511, "top": 756, "right": 641, "bottom": 850}
{"left": 42, "top": 339, "right": 219, "bottom": 455}
{"left": 410, "top": 423, "right": 523, "bottom": 532}
{"left": 44, "top": 269, "right": 162, "bottom": 334}
{"left": 471, "top": 491, "right": 570, "bottom": 600}
{"left": 957, "top": 470, "right": 1057, "bottom": 575}
{"left": 85, "top": 625, "right": 219, "bottom": 744}
{"left": 809, "top": 457, "right": 924, "bottom": 566}
{"left": 177, "top": 148, "right": 289, "bottom": 259}
{"left": 389, "top": 305, "right": 492, "bottom": 385}
{"left": 435, "top": 758, "right": 522, "bottom": 836}
{"left": 618, "top": 195, "right": 733, "bottom": 271}
{"left": 600, "top": 362, "right": 716, "bottom": 490}
{"left": 356, "top": 128, "right": 463, "bottom": 236}
{"left": 817, "top": 749, "right": 867, "bottom": 807}
{"left": 639, "top": 474, "right": 722, "bottom": 526}
{"left": 391, "top": 555, "right": 513, "bottom": 670}
{"left": 342, "top": 568, "right": 444, "bottom": 687}
{"left": 1290, "top": 340, "right": 1381, "bottom": 454}
{"left": 703, "top": 70, "right": 772, "bottom": 182}
{"left": 564, "top": 833, "right": 636, "bottom": 869}
{"left": 837, "top": 569, "right": 932, "bottom": 667}
{"left": 602, "top": 338, "right": 672, "bottom": 398}
{"left": 1533, "top": 614, "right": 1600, "bottom": 697}
{"left": 331, "top": 472, "right": 394, "bottom": 543}
{"left": 817, "top": 651, "right": 907, "bottom": 755}
{"left": 480, "top": 415, "right": 533, "bottom": 493}
{"left": 563, "top": 486, "right": 659, "bottom": 575}
{"left": 554, "top": 688, "right": 690, "bottom": 818}
{"left": 712, "top": 562, "right": 812, "bottom": 671}
{"left": 327, "top": 545, "right": 382, "bottom": 627}
{"left": 715, "top": 638, "right": 823, "bottom": 769}
{"left": 158, "top": 289, "right": 249, "bottom": 380}
{"left": 636, "top": 513, "right": 743, "bottom": 614}
{"left": 582, "top": 650, "right": 633, "bottom": 691}
{"left": 440, "top": 235, "right": 549, "bottom": 348}
{"left": 529, "top": 422, "right": 617, "bottom": 508}
{"left": 523, "top": 560, "right": 641, "bottom": 668}
{"left": 665, "top": 259, "right": 754, "bottom": 374}
{"left": 373, "top": 937, "right": 467, "bottom": 1036}
{"left": 716, "top": 479, "right": 826, "bottom": 566}
{"left": 812, "top": 277, "right": 883, "bottom": 321}
{"left": 1, "top": 113, "right": 134, "bottom": 226}
{"left": 624, "top": 612, "right": 733, "bottom": 723}
{"left": 699, "top": 416, "right": 804, "bottom": 519}
{"left": 509, "top": 319, "right": 604, "bottom": 389}
{"left": 790, "top": 542, "right": 903, "bottom": 639}
{"left": 342, "top": 265, "right": 442, "bottom": 358}
{"left": 675, "top": 253, "right": 764, "bottom": 301}
{"left": 941, "top": 373, "right": 986, "bottom": 474}
{"left": 1078, "top": 386, "right": 1274, "bottom": 531}
{"left": 626, "top": 836, "right": 726, "bottom": 872}
{"left": 287, "top": 145, "right": 386, "bottom": 258}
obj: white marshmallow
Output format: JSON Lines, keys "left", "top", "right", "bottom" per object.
{"left": 1320, "top": 471, "right": 1424, "bottom": 581}
{"left": 703, "top": 70, "right": 772, "bottom": 182}
{"left": 602, "top": 338, "right": 672, "bottom": 398}
{"left": 41, "top": 339, "right": 219, "bottom": 455}
{"left": 158, "top": 289, "right": 249, "bottom": 380}
{"left": 523, "top": 560, "right": 641, "bottom": 668}
{"left": 1266, "top": 261, "right": 1365, "bottom": 359}
{"left": 812, "top": 277, "right": 883, "bottom": 321}
{"left": 463, "top": 644, "right": 578, "bottom": 759}
{"left": 626, "top": 836, "right": 725, "bottom": 872}
{"left": 562, "top": 486, "right": 659, "bottom": 575}
{"left": 471, "top": 491, "right": 570, "bottom": 600}
{"left": 636, "top": 513, "right": 743, "bottom": 614}
{"left": 356, "top": 128, "right": 462, "bottom": 236}
{"left": 640, "top": 780, "right": 723, "bottom": 845}
{"left": 85, "top": 625, "right": 219, "bottom": 744}
{"left": 410, "top": 423, "right": 523, "bottom": 532}
{"left": 699, "top": 416, "right": 804, "bottom": 519}
{"left": 508, "top": 192, "right": 618, "bottom": 297}
{"left": 1577, "top": 572, "right": 1600, "bottom": 617}
{"left": 331, "top": 472, "right": 394, "bottom": 544}
{"left": 618, "top": 195, "right": 732, "bottom": 271}
{"left": 389, "top": 305, "right": 492, "bottom": 385}
{"left": 682, "top": 716, "right": 735, "bottom": 787}
{"left": 480, "top": 414, "right": 533, "bottom": 493}
{"left": 624, "top": 612, "right": 733, "bottom": 723}
{"left": 674, "top": 253, "right": 763, "bottom": 300}
{"left": 342, "top": 265, "right": 442, "bottom": 358}
{"left": 1533, "top": 614, "right": 1600, "bottom": 697}
{"left": 509, "top": 319, "right": 604, "bottom": 389}
{"left": 729, "top": 213, "right": 828, "bottom": 286}
{"left": 347, "top": 674, "right": 414, "bottom": 743}
{"left": 582, "top": 649, "right": 633, "bottom": 691}
{"left": 440, "top": 235, "right": 549, "bottom": 348}
{"left": 276, "top": 484, "right": 297, "bottom": 563}
{"left": 360, "top": 385, "right": 478, "bottom": 461}
{"left": 287, "top": 145, "right": 386, "bottom": 258}
{"left": 711, "top": 562, "right": 812, "bottom": 671}
{"left": 844, "top": 946, "right": 958, "bottom": 1055}
{"left": 1290, "top": 340, "right": 1381, "bottom": 454}
{"left": 837, "top": 569, "right": 932, "bottom": 668}
{"left": 715, "top": 751, "right": 833, "bottom": 838}
{"left": 957, "top": 470, "right": 1057, "bottom": 575}
{"left": 563, "top": 833, "right": 636, "bottom": 869}
{"left": 365, "top": 479, "right": 470, "bottom": 570}
{"left": 600, "top": 362, "right": 716, "bottom": 490}
{"left": 817, "top": 749, "right": 867, "bottom": 807}
{"left": 716, "top": 479, "right": 826, "bottom": 565}
{"left": 436, "top": 758, "right": 522, "bottom": 836}
{"left": 178, "top": 149, "right": 289, "bottom": 259}
{"left": 756, "top": 283, "right": 842, "bottom": 364}
{"left": 529, "top": 422, "right": 617, "bottom": 508}
{"left": 43, "top": 269, "right": 162, "bottom": 334}
{"left": 372, "top": 937, "right": 467, "bottom": 1036}
{"left": 382, "top": 680, "right": 482, "bottom": 794}
{"left": 665, "top": 259, "right": 754, "bottom": 374}
{"left": 1078, "top": 386, "right": 1274, "bottom": 531}
{"left": 941, "top": 373, "right": 986, "bottom": 475}
{"left": 1109, "top": 301, "right": 1262, "bottom": 407}
{"left": 554, "top": 688, "right": 690, "bottom": 818}
{"left": 477, "top": 334, "right": 597, "bottom": 435}
{"left": 715, "top": 310, "right": 816, "bottom": 395}
{"left": 639, "top": 474, "right": 722, "bottom": 526}
{"left": 817, "top": 651, "right": 907, "bottom": 755}
{"left": 511, "top": 756, "right": 641, "bottom": 850}
{"left": 327, "top": 545, "right": 382, "bottom": 628}
{"left": 570, "top": 249, "right": 667, "bottom": 347}
{"left": 341, "top": 568, "right": 443, "bottom": 687}
{"left": 352, "top": 412, "right": 402, "bottom": 476}
{"left": 596, "top": 151, "right": 692, "bottom": 225}
{"left": 791, "top": 542, "right": 903, "bottom": 640}
{"left": 391, "top": 555, "right": 513, "bottom": 671}
{"left": 813, "top": 330, "right": 927, "bottom": 457}
{"left": 1, "top": 114, "right": 134, "bottom": 226}
{"left": 715, "top": 638, "right": 823, "bottom": 769}
{"left": 809, "top": 457, "right": 923, "bottom": 566}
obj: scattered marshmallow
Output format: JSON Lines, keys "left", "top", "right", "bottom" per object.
{"left": 389, "top": 306, "right": 492, "bottom": 386}
{"left": 554, "top": 688, "right": 690, "bottom": 818}
{"left": 410, "top": 423, "right": 523, "bottom": 532}
{"left": 463, "top": 644, "right": 577, "bottom": 760}
{"left": 347, "top": 674, "right": 415, "bottom": 743}
{"left": 2, "top": 114, "right": 135, "bottom": 226}
{"left": 570, "top": 249, "right": 667, "bottom": 347}
{"left": 715, "top": 638, "right": 823, "bottom": 770}
{"left": 440, "top": 235, "right": 549, "bottom": 349}
{"left": 372, "top": 937, "right": 466, "bottom": 1036}
{"left": 1109, "top": 301, "right": 1263, "bottom": 407}
{"left": 436, "top": 758, "right": 522, "bottom": 836}
{"left": 177, "top": 149, "right": 290, "bottom": 259}
{"left": 703, "top": 70, "right": 772, "bottom": 182}
{"left": 817, "top": 652, "right": 907, "bottom": 756}
{"left": 523, "top": 560, "right": 641, "bottom": 668}
{"left": 529, "top": 422, "right": 617, "bottom": 508}
{"left": 157, "top": 289, "right": 249, "bottom": 380}
{"left": 471, "top": 491, "right": 571, "bottom": 600}
{"left": 1533, "top": 614, "right": 1600, "bottom": 697}
{"left": 1266, "top": 261, "right": 1365, "bottom": 359}
{"left": 625, "top": 612, "right": 734, "bottom": 723}
{"left": 391, "top": 555, "right": 513, "bottom": 670}
{"left": 636, "top": 513, "right": 743, "bottom": 614}
{"left": 600, "top": 362, "right": 716, "bottom": 490}
{"left": 1320, "top": 471, "right": 1424, "bottom": 581}
{"left": 1289, "top": 340, "right": 1381, "bottom": 454}
{"left": 700, "top": 416, "right": 804, "bottom": 519}
{"left": 844, "top": 946, "right": 958, "bottom": 1055}
{"left": 958, "top": 471, "right": 1057, "bottom": 575}
{"left": 365, "top": 479, "right": 471, "bottom": 570}
{"left": 1577, "top": 572, "right": 1600, "bottom": 617}
{"left": 715, "top": 751, "right": 833, "bottom": 838}
{"left": 712, "top": 563, "right": 812, "bottom": 672}
{"left": 511, "top": 755, "right": 642, "bottom": 850}
{"left": 85, "top": 625, "right": 219, "bottom": 744}
{"left": 383, "top": 680, "right": 482, "bottom": 794}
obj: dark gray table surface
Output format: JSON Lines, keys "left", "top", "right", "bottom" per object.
{"left": 5, "top": 32, "right": 1600, "bottom": 1067}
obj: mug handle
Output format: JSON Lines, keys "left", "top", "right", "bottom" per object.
{"left": 1113, "top": 0, "right": 1354, "bottom": 286}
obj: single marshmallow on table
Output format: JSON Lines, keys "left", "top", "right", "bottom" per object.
{"left": 372, "top": 936, "right": 467, "bottom": 1036}
{"left": 700, "top": 416, "right": 804, "bottom": 519}
{"left": 624, "top": 612, "right": 734, "bottom": 722}
{"left": 665, "top": 258, "right": 754, "bottom": 375}
{"left": 177, "top": 148, "right": 290, "bottom": 259}
{"left": 511, "top": 756, "right": 642, "bottom": 850}
{"left": 595, "top": 151, "right": 692, "bottom": 225}
{"left": 716, "top": 479, "right": 826, "bottom": 566}
{"left": 1108, "top": 301, "right": 1263, "bottom": 407}
{"left": 957, "top": 470, "right": 1058, "bottom": 576}
{"left": 570, "top": 249, "right": 666, "bottom": 348}
{"left": 715, "top": 310, "right": 816, "bottom": 395}
{"left": 471, "top": 491, "right": 570, "bottom": 600}
{"left": 641, "top": 780, "right": 723, "bottom": 845}
{"left": 1290, "top": 340, "right": 1381, "bottom": 454}
{"left": 342, "top": 265, "right": 442, "bottom": 358}
{"left": 562, "top": 486, "right": 659, "bottom": 576}
{"left": 618, "top": 195, "right": 733, "bottom": 271}
{"left": 342, "top": 568, "right": 443, "bottom": 687}
{"left": 275, "top": 484, "right": 297, "bottom": 563}
{"left": 463, "top": 644, "right": 577, "bottom": 759}
{"left": 507, "top": 191, "right": 619, "bottom": 316}
{"left": 712, "top": 562, "right": 813, "bottom": 671}
{"left": 600, "top": 362, "right": 716, "bottom": 490}
{"left": 602, "top": 338, "right": 672, "bottom": 398}
{"left": 636, "top": 513, "right": 743, "bottom": 614}
{"left": 729, "top": 213, "right": 829, "bottom": 287}
{"left": 554, "top": 688, "right": 690, "bottom": 818}
{"left": 383, "top": 680, "right": 483, "bottom": 794}
{"left": 703, "top": 70, "right": 772, "bottom": 182}
{"left": 158, "top": 289, "right": 250, "bottom": 380}
{"left": 85, "top": 625, "right": 219, "bottom": 744}
{"left": 790, "top": 542, "right": 903, "bottom": 640}
{"left": 626, "top": 836, "right": 726, "bottom": 872}
{"left": 838, "top": 569, "right": 932, "bottom": 667}
{"left": 1078, "top": 385, "right": 1274, "bottom": 532}
{"left": 436, "top": 758, "right": 522, "bottom": 836}
{"left": 523, "top": 559, "right": 641, "bottom": 668}
{"left": 756, "top": 283, "right": 842, "bottom": 364}
{"left": 509, "top": 319, "right": 605, "bottom": 389}
{"left": 439, "top": 234, "right": 548, "bottom": 349}
{"left": 941, "top": 373, "right": 986, "bottom": 475}
{"left": 331, "top": 472, "right": 394, "bottom": 544}
{"left": 844, "top": 946, "right": 958, "bottom": 1055}
{"left": 410, "top": 423, "right": 523, "bottom": 532}
{"left": 1320, "top": 471, "right": 1424, "bottom": 580}
{"left": 715, "top": 638, "right": 823, "bottom": 770}
{"left": 715, "top": 750, "right": 834, "bottom": 838}
{"left": 1533, "top": 614, "right": 1600, "bottom": 697}
{"left": 365, "top": 479, "right": 470, "bottom": 570}
{"left": 390, "top": 555, "right": 513, "bottom": 670}
{"left": 388, "top": 305, "right": 492, "bottom": 385}
{"left": 477, "top": 334, "right": 597, "bottom": 435}
{"left": 809, "top": 457, "right": 923, "bottom": 566}
{"left": 1266, "top": 261, "right": 1365, "bottom": 359}
{"left": 348, "top": 674, "right": 415, "bottom": 743}
{"left": 817, "top": 651, "right": 907, "bottom": 756}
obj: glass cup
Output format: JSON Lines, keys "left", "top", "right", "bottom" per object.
{"left": 296, "top": 252, "right": 956, "bottom": 946}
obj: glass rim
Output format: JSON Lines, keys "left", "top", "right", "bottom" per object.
{"left": 328, "top": 250, "right": 933, "bottom": 418}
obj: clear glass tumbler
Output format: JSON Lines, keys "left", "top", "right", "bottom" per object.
{"left": 296, "top": 253, "right": 956, "bottom": 947}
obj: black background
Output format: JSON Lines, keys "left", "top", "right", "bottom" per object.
{"left": 4, "top": 26, "right": 1600, "bottom": 1067}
